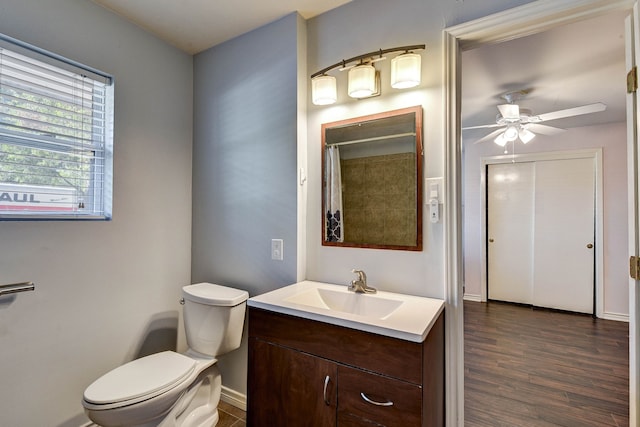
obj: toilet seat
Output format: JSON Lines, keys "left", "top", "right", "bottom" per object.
{"left": 83, "top": 351, "right": 196, "bottom": 410}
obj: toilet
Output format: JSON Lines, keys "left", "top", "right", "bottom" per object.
{"left": 82, "top": 283, "right": 248, "bottom": 427}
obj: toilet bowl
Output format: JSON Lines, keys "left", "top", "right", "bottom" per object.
{"left": 82, "top": 283, "right": 248, "bottom": 427}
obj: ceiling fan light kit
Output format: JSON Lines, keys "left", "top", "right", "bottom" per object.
{"left": 493, "top": 133, "right": 508, "bottom": 147}
{"left": 503, "top": 125, "right": 519, "bottom": 141}
{"left": 519, "top": 128, "right": 535, "bottom": 144}
{"left": 493, "top": 124, "right": 535, "bottom": 146}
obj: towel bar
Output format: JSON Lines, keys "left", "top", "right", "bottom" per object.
{"left": 0, "top": 281, "right": 35, "bottom": 297}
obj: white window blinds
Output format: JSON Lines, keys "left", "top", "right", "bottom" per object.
{"left": 0, "top": 35, "right": 113, "bottom": 220}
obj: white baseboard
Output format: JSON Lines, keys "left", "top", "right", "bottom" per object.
{"left": 221, "top": 385, "right": 247, "bottom": 411}
{"left": 463, "top": 293, "right": 482, "bottom": 302}
{"left": 461, "top": 296, "right": 629, "bottom": 322}
{"left": 602, "top": 311, "right": 629, "bottom": 322}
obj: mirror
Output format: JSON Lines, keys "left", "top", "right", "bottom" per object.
{"left": 322, "top": 106, "right": 423, "bottom": 251}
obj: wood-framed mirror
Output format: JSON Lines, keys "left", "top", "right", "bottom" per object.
{"left": 322, "top": 106, "right": 423, "bottom": 251}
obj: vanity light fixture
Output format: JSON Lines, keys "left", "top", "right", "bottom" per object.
{"left": 390, "top": 52, "right": 421, "bottom": 89}
{"left": 310, "top": 44, "right": 425, "bottom": 105}
{"left": 348, "top": 63, "right": 377, "bottom": 98}
{"left": 311, "top": 74, "right": 337, "bottom": 105}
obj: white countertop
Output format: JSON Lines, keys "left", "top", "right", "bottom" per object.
{"left": 248, "top": 280, "right": 445, "bottom": 343}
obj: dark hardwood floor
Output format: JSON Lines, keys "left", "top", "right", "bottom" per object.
{"left": 464, "top": 300, "right": 629, "bottom": 427}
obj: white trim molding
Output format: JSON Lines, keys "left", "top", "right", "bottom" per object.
{"left": 447, "top": 0, "right": 634, "bottom": 50}
{"left": 463, "top": 293, "right": 482, "bottom": 302}
{"left": 604, "top": 312, "right": 631, "bottom": 322}
{"left": 443, "top": 27, "right": 464, "bottom": 427}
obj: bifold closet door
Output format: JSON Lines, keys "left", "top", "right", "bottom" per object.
{"left": 487, "top": 162, "right": 535, "bottom": 304}
{"left": 487, "top": 158, "right": 595, "bottom": 314}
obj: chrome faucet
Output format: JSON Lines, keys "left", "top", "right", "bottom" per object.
{"left": 348, "top": 269, "right": 377, "bottom": 294}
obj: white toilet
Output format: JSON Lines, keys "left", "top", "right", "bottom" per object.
{"left": 82, "top": 283, "right": 248, "bottom": 427}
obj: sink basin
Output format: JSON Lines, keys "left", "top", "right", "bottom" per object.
{"left": 284, "top": 287, "right": 403, "bottom": 319}
{"left": 248, "top": 280, "right": 444, "bottom": 342}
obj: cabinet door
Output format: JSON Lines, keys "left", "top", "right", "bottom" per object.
{"left": 337, "top": 365, "right": 422, "bottom": 427}
{"left": 248, "top": 338, "right": 337, "bottom": 427}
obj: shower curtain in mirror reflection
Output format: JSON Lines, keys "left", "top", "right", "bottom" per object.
{"left": 325, "top": 146, "right": 344, "bottom": 242}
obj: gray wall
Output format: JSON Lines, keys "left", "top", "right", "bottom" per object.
{"left": 192, "top": 13, "right": 302, "bottom": 395}
{"left": 0, "top": 1, "right": 193, "bottom": 426}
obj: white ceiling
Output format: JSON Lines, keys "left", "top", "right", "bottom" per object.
{"left": 462, "top": 11, "right": 627, "bottom": 145}
{"left": 92, "top": 0, "right": 352, "bottom": 54}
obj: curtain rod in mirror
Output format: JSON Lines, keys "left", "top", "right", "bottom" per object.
{"left": 326, "top": 132, "right": 417, "bottom": 147}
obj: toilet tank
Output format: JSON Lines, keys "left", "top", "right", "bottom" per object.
{"left": 182, "top": 283, "right": 249, "bottom": 357}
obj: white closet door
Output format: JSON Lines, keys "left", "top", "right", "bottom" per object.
{"left": 487, "top": 162, "right": 535, "bottom": 304}
{"left": 532, "top": 158, "right": 595, "bottom": 314}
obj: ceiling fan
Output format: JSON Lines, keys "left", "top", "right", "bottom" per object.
{"left": 463, "top": 89, "right": 607, "bottom": 147}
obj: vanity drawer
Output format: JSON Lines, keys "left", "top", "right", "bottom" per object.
{"left": 337, "top": 365, "right": 422, "bottom": 427}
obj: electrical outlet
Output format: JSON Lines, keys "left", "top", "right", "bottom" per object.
{"left": 271, "top": 239, "right": 283, "bottom": 261}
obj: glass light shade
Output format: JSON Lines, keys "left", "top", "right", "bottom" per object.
{"left": 311, "top": 75, "right": 337, "bottom": 105}
{"left": 503, "top": 125, "right": 519, "bottom": 142}
{"left": 494, "top": 133, "right": 508, "bottom": 147}
{"left": 519, "top": 128, "right": 535, "bottom": 143}
{"left": 391, "top": 53, "right": 421, "bottom": 89}
{"left": 348, "top": 64, "right": 376, "bottom": 98}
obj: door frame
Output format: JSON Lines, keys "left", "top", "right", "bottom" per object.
{"left": 443, "top": 1, "right": 634, "bottom": 425}
{"left": 479, "top": 149, "right": 603, "bottom": 316}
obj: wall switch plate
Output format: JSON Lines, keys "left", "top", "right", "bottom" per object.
{"left": 271, "top": 239, "right": 283, "bottom": 261}
{"left": 426, "top": 177, "right": 444, "bottom": 204}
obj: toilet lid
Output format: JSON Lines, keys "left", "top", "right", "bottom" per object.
{"left": 183, "top": 282, "right": 249, "bottom": 306}
{"left": 83, "top": 351, "right": 196, "bottom": 405}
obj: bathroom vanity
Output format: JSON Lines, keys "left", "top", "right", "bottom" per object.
{"left": 247, "top": 281, "right": 445, "bottom": 427}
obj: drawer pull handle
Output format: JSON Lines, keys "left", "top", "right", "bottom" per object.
{"left": 323, "top": 375, "right": 331, "bottom": 406}
{"left": 360, "top": 392, "right": 394, "bottom": 407}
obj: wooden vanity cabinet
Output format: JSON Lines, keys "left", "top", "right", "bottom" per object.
{"left": 247, "top": 307, "right": 444, "bottom": 427}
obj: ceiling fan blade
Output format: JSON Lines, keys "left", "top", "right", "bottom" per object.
{"left": 498, "top": 104, "right": 520, "bottom": 120}
{"left": 527, "top": 123, "right": 566, "bottom": 135}
{"left": 462, "top": 123, "right": 502, "bottom": 130}
{"left": 472, "top": 128, "right": 505, "bottom": 144}
{"left": 537, "top": 102, "right": 606, "bottom": 122}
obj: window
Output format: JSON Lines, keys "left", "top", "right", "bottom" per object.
{"left": 0, "top": 34, "right": 113, "bottom": 220}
